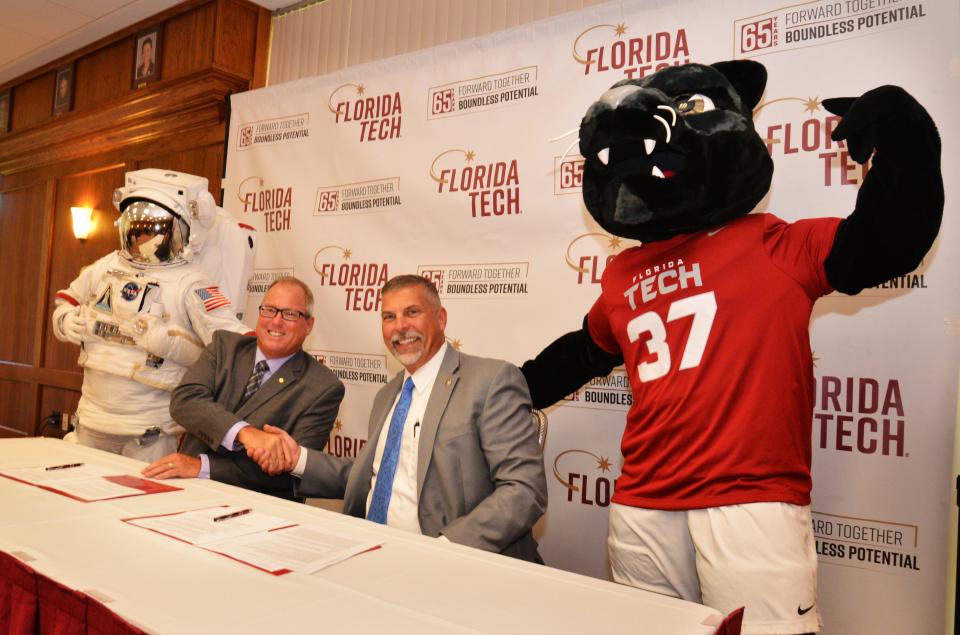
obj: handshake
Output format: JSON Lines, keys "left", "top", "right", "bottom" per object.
{"left": 141, "top": 424, "right": 303, "bottom": 481}
{"left": 239, "top": 425, "right": 301, "bottom": 476}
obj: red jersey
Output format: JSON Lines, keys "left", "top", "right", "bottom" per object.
{"left": 588, "top": 213, "right": 841, "bottom": 509}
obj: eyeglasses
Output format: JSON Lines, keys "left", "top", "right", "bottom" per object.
{"left": 258, "top": 305, "right": 309, "bottom": 321}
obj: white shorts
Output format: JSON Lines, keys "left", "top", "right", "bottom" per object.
{"left": 608, "top": 502, "right": 820, "bottom": 635}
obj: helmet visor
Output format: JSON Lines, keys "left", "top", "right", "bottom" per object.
{"left": 118, "top": 201, "right": 190, "bottom": 264}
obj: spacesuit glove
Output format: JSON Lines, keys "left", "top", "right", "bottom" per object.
{"left": 53, "top": 303, "right": 86, "bottom": 346}
{"left": 133, "top": 313, "right": 204, "bottom": 366}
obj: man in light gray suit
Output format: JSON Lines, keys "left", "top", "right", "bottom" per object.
{"left": 142, "top": 277, "right": 344, "bottom": 500}
{"left": 252, "top": 275, "right": 546, "bottom": 561}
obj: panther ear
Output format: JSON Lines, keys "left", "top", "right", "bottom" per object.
{"left": 821, "top": 97, "right": 855, "bottom": 116}
{"left": 711, "top": 60, "right": 767, "bottom": 111}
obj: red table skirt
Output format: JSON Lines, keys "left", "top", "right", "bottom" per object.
{"left": 1, "top": 551, "right": 145, "bottom": 635}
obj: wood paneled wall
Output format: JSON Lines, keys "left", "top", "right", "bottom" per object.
{"left": 0, "top": 0, "right": 270, "bottom": 439}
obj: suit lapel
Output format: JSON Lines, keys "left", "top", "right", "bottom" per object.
{"left": 416, "top": 347, "right": 460, "bottom": 498}
{"left": 342, "top": 373, "right": 404, "bottom": 516}
{"left": 236, "top": 351, "right": 306, "bottom": 420}
{"left": 368, "top": 372, "right": 404, "bottom": 442}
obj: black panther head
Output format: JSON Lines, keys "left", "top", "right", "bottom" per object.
{"left": 579, "top": 60, "right": 773, "bottom": 242}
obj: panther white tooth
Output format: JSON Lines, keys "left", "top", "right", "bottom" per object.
{"left": 644, "top": 139, "right": 656, "bottom": 155}
{"left": 651, "top": 165, "right": 665, "bottom": 179}
{"left": 656, "top": 104, "right": 677, "bottom": 127}
{"left": 653, "top": 114, "right": 672, "bottom": 144}
{"left": 597, "top": 147, "right": 610, "bottom": 165}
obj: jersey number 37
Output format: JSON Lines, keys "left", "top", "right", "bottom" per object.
{"left": 626, "top": 291, "right": 716, "bottom": 382}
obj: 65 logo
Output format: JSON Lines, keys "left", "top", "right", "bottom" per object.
{"left": 238, "top": 125, "right": 254, "bottom": 148}
{"left": 554, "top": 154, "right": 584, "bottom": 195}
{"left": 316, "top": 190, "right": 339, "bottom": 212}
{"left": 420, "top": 269, "right": 445, "bottom": 293}
{"left": 431, "top": 89, "right": 454, "bottom": 116}
{"left": 739, "top": 17, "right": 778, "bottom": 53}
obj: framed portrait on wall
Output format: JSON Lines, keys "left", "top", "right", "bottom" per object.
{"left": 53, "top": 64, "right": 74, "bottom": 116}
{"left": 0, "top": 91, "right": 10, "bottom": 136}
{"left": 132, "top": 27, "right": 162, "bottom": 88}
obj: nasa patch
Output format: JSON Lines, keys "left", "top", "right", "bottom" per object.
{"left": 121, "top": 282, "right": 141, "bottom": 302}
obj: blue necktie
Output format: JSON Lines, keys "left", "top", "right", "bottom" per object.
{"left": 367, "top": 377, "right": 415, "bottom": 524}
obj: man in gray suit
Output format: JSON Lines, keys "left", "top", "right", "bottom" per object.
{"left": 142, "top": 277, "right": 344, "bottom": 500}
{"left": 251, "top": 275, "right": 546, "bottom": 560}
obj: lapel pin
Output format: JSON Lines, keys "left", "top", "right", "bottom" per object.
{"left": 444, "top": 378, "right": 452, "bottom": 386}
{"left": 278, "top": 377, "right": 284, "bottom": 384}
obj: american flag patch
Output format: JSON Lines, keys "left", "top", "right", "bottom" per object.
{"left": 195, "top": 286, "right": 231, "bottom": 312}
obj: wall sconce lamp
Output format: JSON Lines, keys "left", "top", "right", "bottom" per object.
{"left": 71, "top": 206, "right": 94, "bottom": 241}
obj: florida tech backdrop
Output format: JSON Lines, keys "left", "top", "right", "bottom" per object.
{"left": 223, "top": 1, "right": 960, "bottom": 632}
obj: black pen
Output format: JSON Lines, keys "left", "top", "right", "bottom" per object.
{"left": 45, "top": 462, "right": 84, "bottom": 471}
{"left": 213, "top": 508, "right": 252, "bottom": 522}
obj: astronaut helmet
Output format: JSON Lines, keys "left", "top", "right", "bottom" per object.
{"left": 114, "top": 169, "right": 216, "bottom": 267}
{"left": 117, "top": 200, "right": 189, "bottom": 265}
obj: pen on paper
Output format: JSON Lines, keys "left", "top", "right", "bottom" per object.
{"left": 45, "top": 462, "right": 84, "bottom": 471}
{"left": 213, "top": 508, "right": 252, "bottom": 522}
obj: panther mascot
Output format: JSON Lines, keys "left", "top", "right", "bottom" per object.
{"left": 521, "top": 60, "right": 942, "bottom": 634}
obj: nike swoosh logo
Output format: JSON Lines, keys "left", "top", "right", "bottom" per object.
{"left": 797, "top": 604, "right": 815, "bottom": 616}
{"left": 707, "top": 227, "right": 725, "bottom": 236}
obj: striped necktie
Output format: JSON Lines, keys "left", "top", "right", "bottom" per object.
{"left": 241, "top": 359, "right": 270, "bottom": 405}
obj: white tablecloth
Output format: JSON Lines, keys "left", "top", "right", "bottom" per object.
{"left": 0, "top": 437, "right": 724, "bottom": 634}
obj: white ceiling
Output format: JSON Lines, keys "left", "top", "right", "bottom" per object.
{"left": 0, "top": 0, "right": 292, "bottom": 86}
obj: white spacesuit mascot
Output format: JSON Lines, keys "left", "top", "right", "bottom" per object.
{"left": 51, "top": 169, "right": 256, "bottom": 461}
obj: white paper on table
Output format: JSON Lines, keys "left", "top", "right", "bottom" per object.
{"left": 1, "top": 463, "right": 116, "bottom": 485}
{"left": 0, "top": 464, "right": 167, "bottom": 501}
{"left": 212, "top": 525, "right": 382, "bottom": 574}
{"left": 40, "top": 477, "right": 153, "bottom": 501}
{"left": 127, "top": 506, "right": 291, "bottom": 546}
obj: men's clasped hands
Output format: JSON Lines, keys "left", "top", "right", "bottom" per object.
{"left": 247, "top": 424, "right": 299, "bottom": 475}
